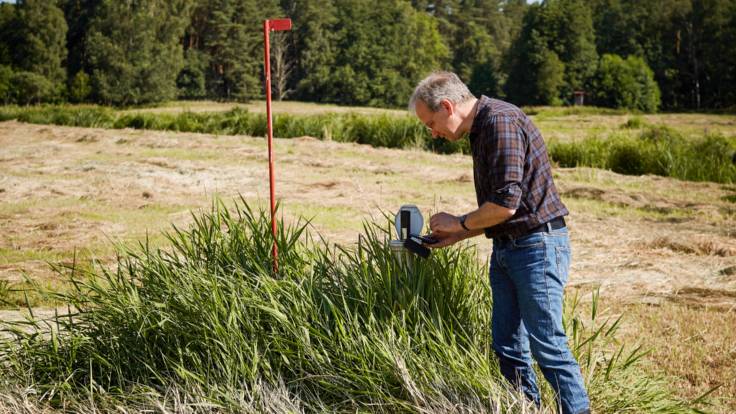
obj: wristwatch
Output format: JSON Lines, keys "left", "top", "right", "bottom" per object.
{"left": 459, "top": 214, "right": 470, "bottom": 231}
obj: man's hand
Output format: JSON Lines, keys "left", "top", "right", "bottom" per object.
{"left": 429, "top": 212, "right": 463, "bottom": 233}
{"left": 425, "top": 230, "right": 462, "bottom": 248}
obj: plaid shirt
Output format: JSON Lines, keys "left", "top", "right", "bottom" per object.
{"left": 469, "top": 96, "right": 568, "bottom": 238}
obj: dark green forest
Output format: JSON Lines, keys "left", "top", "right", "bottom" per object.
{"left": 0, "top": 0, "right": 734, "bottom": 111}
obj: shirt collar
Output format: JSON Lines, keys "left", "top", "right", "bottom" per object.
{"left": 469, "top": 95, "right": 492, "bottom": 138}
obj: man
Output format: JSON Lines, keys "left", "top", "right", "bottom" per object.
{"left": 409, "top": 71, "right": 590, "bottom": 414}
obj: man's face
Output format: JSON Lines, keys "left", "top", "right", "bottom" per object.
{"left": 415, "top": 99, "right": 463, "bottom": 141}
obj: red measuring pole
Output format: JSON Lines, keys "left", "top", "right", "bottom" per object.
{"left": 263, "top": 18, "right": 291, "bottom": 274}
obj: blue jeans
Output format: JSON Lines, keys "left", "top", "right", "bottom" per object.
{"left": 490, "top": 226, "right": 590, "bottom": 414}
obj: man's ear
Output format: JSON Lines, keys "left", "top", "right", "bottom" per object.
{"left": 440, "top": 99, "right": 454, "bottom": 115}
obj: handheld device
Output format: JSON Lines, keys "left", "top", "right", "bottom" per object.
{"left": 416, "top": 235, "right": 439, "bottom": 245}
{"left": 393, "top": 205, "right": 432, "bottom": 258}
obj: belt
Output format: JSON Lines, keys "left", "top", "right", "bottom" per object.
{"left": 497, "top": 216, "right": 566, "bottom": 241}
{"left": 529, "top": 216, "right": 566, "bottom": 233}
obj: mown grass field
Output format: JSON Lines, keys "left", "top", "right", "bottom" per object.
{"left": 2, "top": 101, "right": 734, "bottom": 184}
{"left": 0, "top": 101, "right": 735, "bottom": 412}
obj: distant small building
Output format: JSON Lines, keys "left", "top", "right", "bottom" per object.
{"left": 573, "top": 91, "right": 586, "bottom": 106}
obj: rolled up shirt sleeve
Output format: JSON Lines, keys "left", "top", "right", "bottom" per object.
{"left": 487, "top": 115, "right": 525, "bottom": 210}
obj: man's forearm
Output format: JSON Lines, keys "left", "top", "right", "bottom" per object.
{"left": 458, "top": 227, "right": 486, "bottom": 240}
{"left": 463, "top": 201, "right": 516, "bottom": 231}
{"left": 428, "top": 202, "right": 516, "bottom": 236}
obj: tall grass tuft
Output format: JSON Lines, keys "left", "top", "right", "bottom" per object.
{"left": 0, "top": 105, "right": 431, "bottom": 152}
{"left": 525, "top": 106, "right": 629, "bottom": 118}
{"left": 11, "top": 105, "right": 116, "bottom": 128}
{"left": 0, "top": 105, "right": 22, "bottom": 122}
{"left": 549, "top": 125, "right": 736, "bottom": 183}
{"left": 0, "top": 198, "right": 698, "bottom": 412}
{"left": 619, "top": 116, "right": 647, "bottom": 129}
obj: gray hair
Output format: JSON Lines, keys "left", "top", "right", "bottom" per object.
{"left": 408, "top": 71, "right": 474, "bottom": 113}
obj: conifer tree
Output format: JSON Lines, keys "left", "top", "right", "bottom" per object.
{"left": 13, "top": 0, "right": 68, "bottom": 97}
{"left": 504, "top": 0, "right": 597, "bottom": 105}
{"left": 310, "top": 0, "right": 448, "bottom": 107}
{"left": 181, "top": 0, "right": 282, "bottom": 101}
{"left": 85, "top": 0, "right": 193, "bottom": 105}
{"left": 60, "top": 0, "right": 99, "bottom": 90}
{"left": 285, "top": 0, "right": 338, "bottom": 101}
{"left": 0, "top": 3, "right": 15, "bottom": 66}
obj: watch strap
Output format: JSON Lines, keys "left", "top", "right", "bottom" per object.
{"left": 459, "top": 214, "right": 470, "bottom": 231}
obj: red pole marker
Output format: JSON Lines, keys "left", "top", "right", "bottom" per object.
{"left": 263, "top": 18, "right": 291, "bottom": 274}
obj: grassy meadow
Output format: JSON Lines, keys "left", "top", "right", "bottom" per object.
{"left": 0, "top": 101, "right": 735, "bottom": 412}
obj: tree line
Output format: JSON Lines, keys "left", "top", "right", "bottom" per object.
{"left": 0, "top": 0, "right": 734, "bottom": 112}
